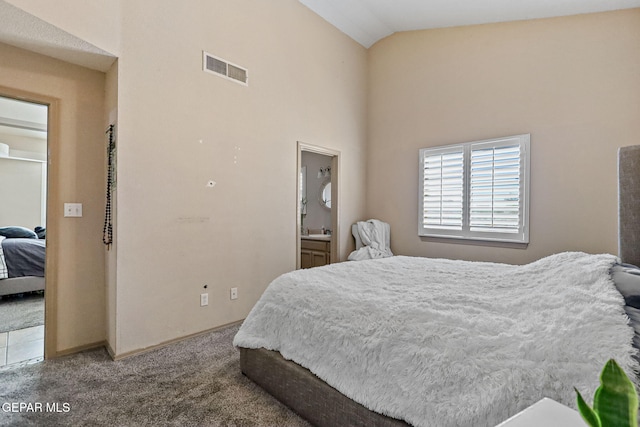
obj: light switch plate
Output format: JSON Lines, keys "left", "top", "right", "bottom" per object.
{"left": 64, "top": 203, "right": 83, "bottom": 217}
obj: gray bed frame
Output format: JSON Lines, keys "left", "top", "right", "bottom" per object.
{"left": 240, "top": 348, "right": 408, "bottom": 426}
{"left": 240, "top": 145, "right": 640, "bottom": 427}
{"left": 0, "top": 276, "right": 45, "bottom": 297}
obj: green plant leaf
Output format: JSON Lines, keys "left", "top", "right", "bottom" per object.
{"left": 592, "top": 359, "right": 638, "bottom": 427}
{"left": 575, "top": 387, "right": 602, "bottom": 427}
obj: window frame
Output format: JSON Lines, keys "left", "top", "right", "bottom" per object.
{"left": 418, "top": 134, "right": 530, "bottom": 244}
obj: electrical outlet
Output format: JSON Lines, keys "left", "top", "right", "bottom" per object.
{"left": 200, "top": 293, "right": 209, "bottom": 306}
{"left": 230, "top": 287, "right": 238, "bottom": 300}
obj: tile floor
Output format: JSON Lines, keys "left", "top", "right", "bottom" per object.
{"left": 0, "top": 325, "right": 44, "bottom": 368}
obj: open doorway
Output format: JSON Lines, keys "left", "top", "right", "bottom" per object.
{"left": 0, "top": 95, "right": 47, "bottom": 367}
{"left": 296, "top": 142, "right": 340, "bottom": 269}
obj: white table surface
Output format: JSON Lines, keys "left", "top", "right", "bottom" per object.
{"left": 495, "top": 398, "right": 586, "bottom": 427}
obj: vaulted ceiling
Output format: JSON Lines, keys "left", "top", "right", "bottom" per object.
{"left": 0, "top": 0, "right": 115, "bottom": 72}
{"left": 299, "top": 0, "right": 640, "bottom": 47}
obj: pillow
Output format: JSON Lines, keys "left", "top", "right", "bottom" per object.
{"left": 612, "top": 264, "right": 640, "bottom": 309}
{"left": 0, "top": 226, "right": 38, "bottom": 239}
{"left": 34, "top": 226, "right": 46, "bottom": 239}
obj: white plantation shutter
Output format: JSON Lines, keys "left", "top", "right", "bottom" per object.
{"left": 422, "top": 149, "right": 464, "bottom": 230}
{"left": 470, "top": 143, "right": 521, "bottom": 233}
{"left": 419, "top": 135, "right": 529, "bottom": 244}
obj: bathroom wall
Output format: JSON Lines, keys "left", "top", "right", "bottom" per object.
{"left": 301, "top": 151, "right": 332, "bottom": 233}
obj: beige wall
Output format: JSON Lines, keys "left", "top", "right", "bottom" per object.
{"left": 111, "top": 0, "right": 368, "bottom": 355}
{"left": 367, "top": 9, "right": 640, "bottom": 264}
{"left": 0, "top": 42, "right": 106, "bottom": 352}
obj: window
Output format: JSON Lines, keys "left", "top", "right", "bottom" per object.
{"left": 419, "top": 134, "right": 530, "bottom": 244}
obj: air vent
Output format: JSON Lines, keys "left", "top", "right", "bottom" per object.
{"left": 202, "top": 51, "right": 248, "bottom": 86}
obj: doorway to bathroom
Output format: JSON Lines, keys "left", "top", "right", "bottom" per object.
{"left": 296, "top": 142, "right": 339, "bottom": 269}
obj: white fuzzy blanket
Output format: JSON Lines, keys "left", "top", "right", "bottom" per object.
{"left": 234, "top": 253, "right": 637, "bottom": 427}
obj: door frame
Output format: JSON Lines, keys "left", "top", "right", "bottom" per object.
{"left": 0, "top": 85, "right": 59, "bottom": 359}
{"left": 296, "top": 141, "right": 340, "bottom": 269}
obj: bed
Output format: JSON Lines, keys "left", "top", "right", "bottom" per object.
{"left": 0, "top": 235, "right": 46, "bottom": 297}
{"left": 233, "top": 145, "right": 640, "bottom": 427}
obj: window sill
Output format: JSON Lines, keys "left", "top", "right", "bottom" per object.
{"left": 419, "top": 234, "right": 529, "bottom": 249}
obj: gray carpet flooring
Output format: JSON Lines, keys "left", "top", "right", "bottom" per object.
{"left": 0, "top": 292, "right": 44, "bottom": 333}
{"left": 0, "top": 324, "right": 310, "bottom": 427}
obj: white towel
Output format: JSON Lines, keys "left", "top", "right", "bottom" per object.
{"left": 348, "top": 219, "right": 393, "bottom": 260}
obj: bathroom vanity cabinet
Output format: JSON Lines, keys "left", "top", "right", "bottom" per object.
{"left": 300, "top": 236, "right": 331, "bottom": 269}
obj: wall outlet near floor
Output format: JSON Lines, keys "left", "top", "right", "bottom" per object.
{"left": 230, "top": 287, "right": 238, "bottom": 300}
{"left": 200, "top": 293, "right": 209, "bottom": 306}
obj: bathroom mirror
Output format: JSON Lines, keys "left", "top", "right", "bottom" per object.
{"left": 319, "top": 179, "right": 331, "bottom": 209}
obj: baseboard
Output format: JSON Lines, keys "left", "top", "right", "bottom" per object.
{"left": 108, "top": 320, "right": 244, "bottom": 361}
{"left": 105, "top": 341, "right": 116, "bottom": 360}
{"left": 54, "top": 340, "right": 107, "bottom": 358}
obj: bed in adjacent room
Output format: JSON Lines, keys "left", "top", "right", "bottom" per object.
{"left": 0, "top": 228, "right": 46, "bottom": 297}
{"left": 233, "top": 145, "right": 640, "bottom": 427}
